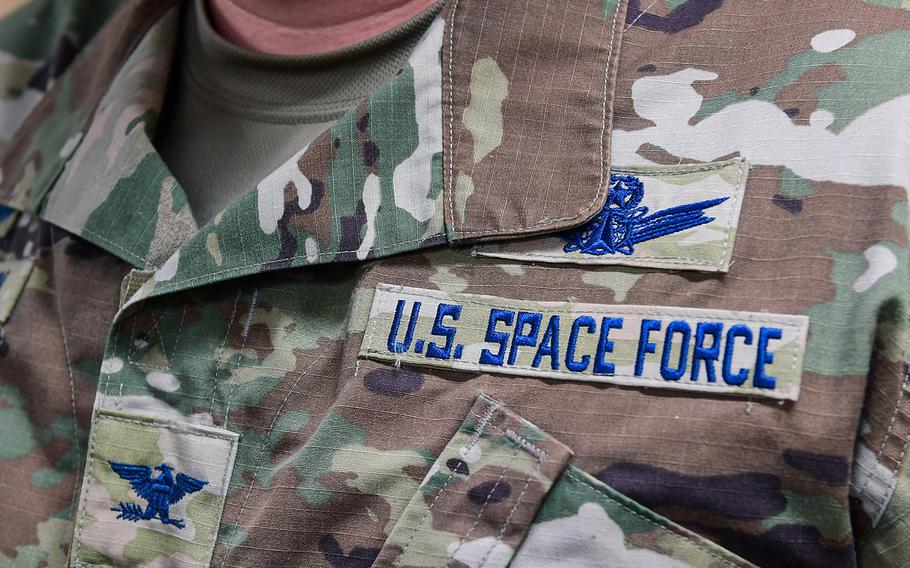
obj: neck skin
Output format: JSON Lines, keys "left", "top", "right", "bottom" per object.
{"left": 207, "top": 0, "right": 440, "bottom": 56}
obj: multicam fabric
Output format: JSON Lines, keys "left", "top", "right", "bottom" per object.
{"left": 0, "top": 0, "right": 910, "bottom": 567}
{"left": 513, "top": 465, "right": 755, "bottom": 567}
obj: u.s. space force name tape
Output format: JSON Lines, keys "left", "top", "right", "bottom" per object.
{"left": 360, "top": 284, "right": 809, "bottom": 401}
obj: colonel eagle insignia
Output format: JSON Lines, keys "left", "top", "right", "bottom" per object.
{"left": 108, "top": 461, "right": 208, "bottom": 529}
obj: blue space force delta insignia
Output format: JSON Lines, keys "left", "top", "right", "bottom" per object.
{"left": 561, "top": 173, "right": 728, "bottom": 256}
{"left": 109, "top": 461, "right": 208, "bottom": 529}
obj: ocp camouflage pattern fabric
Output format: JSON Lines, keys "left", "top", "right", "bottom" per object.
{"left": 1, "top": 0, "right": 910, "bottom": 567}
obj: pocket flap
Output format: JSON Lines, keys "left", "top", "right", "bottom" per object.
{"left": 373, "top": 393, "right": 573, "bottom": 567}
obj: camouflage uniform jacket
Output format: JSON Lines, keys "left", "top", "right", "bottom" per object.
{"left": 1, "top": 0, "right": 910, "bottom": 566}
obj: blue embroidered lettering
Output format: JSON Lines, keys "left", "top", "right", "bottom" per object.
{"left": 366, "top": 285, "right": 809, "bottom": 400}
{"left": 566, "top": 316, "right": 596, "bottom": 372}
{"left": 635, "top": 319, "right": 661, "bottom": 376}
{"left": 722, "top": 324, "right": 753, "bottom": 385}
{"left": 660, "top": 320, "right": 691, "bottom": 381}
{"left": 426, "top": 303, "right": 463, "bottom": 360}
{"left": 691, "top": 322, "right": 723, "bottom": 382}
{"left": 507, "top": 311, "right": 543, "bottom": 365}
{"left": 594, "top": 317, "right": 623, "bottom": 374}
{"left": 388, "top": 300, "right": 421, "bottom": 354}
{"left": 532, "top": 315, "right": 561, "bottom": 370}
{"left": 754, "top": 327, "right": 782, "bottom": 390}
{"left": 479, "top": 309, "right": 515, "bottom": 366}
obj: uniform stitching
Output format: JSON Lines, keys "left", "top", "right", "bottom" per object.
{"left": 210, "top": 288, "right": 242, "bottom": 414}
{"left": 224, "top": 288, "right": 256, "bottom": 418}
{"left": 479, "top": 464, "right": 539, "bottom": 568}
{"left": 373, "top": 286, "right": 807, "bottom": 325}
{"left": 80, "top": 226, "right": 147, "bottom": 265}
{"left": 395, "top": 401, "right": 498, "bottom": 566}
{"left": 365, "top": 349, "right": 797, "bottom": 397}
{"left": 715, "top": 158, "right": 746, "bottom": 269}
{"left": 449, "top": 0, "right": 622, "bottom": 237}
{"left": 447, "top": 446, "right": 522, "bottom": 566}
{"left": 564, "top": 470, "right": 739, "bottom": 567}
{"left": 219, "top": 347, "right": 336, "bottom": 568}
{"left": 855, "top": 364, "right": 910, "bottom": 521}
{"left": 444, "top": 0, "right": 460, "bottom": 236}
{"left": 474, "top": 250, "right": 730, "bottom": 266}
{"left": 854, "top": 364, "right": 910, "bottom": 507}
{"left": 50, "top": 227, "right": 85, "bottom": 521}
{"left": 142, "top": 236, "right": 443, "bottom": 297}
{"left": 94, "top": 413, "right": 239, "bottom": 441}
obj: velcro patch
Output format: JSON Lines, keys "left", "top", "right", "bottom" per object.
{"left": 474, "top": 158, "right": 748, "bottom": 272}
{"left": 362, "top": 284, "right": 809, "bottom": 400}
{"left": 71, "top": 410, "right": 238, "bottom": 567}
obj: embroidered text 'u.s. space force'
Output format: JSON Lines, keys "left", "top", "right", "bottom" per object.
{"left": 361, "top": 284, "right": 809, "bottom": 400}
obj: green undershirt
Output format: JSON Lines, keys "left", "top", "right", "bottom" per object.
{"left": 155, "top": 0, "right": 439, "bottom": 224}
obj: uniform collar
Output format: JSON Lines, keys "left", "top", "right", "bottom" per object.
{"left": 0, "top": 0, "right": 629, "bottom": 300}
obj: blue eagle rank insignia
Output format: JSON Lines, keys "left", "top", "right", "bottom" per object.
{"left": 108, "top": 461, "right": 208, "bottom": 529}
{"left": 561, "top": 173, "right": 729, "bottom": 256}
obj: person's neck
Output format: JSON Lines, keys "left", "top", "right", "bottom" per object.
{"left": 207, "top": 0, "right": 440, "bottom": 56}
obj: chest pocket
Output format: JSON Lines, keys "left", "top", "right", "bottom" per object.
{"left": 372, "top": 393, "right": 754, "bottom": 567}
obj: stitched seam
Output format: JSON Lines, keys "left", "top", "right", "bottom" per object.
{"left": 447, "top": 447, "right": 522, "bottom": 566}
{"left": 210, "top": 289, "right": 242, "bottom": 415}
{"left": 479, "top": 463, "right": 539, "bottom": 568}
{"left": 80, "top": 226, "right": 147, "bottom": 265}
{"left": 223, "top": 287, "right": 257, "bottom": 419}
{"left": 126, "top": 295, "right": 189, "bottom": 372}
{"left": 444, "top": 0, "right": 460, "bottom": 237}
{"left": 144, "top": 235, "right": 445, "bottom": 296}
{"left": 364, "top": 350, "right": 796, "bottom": 397}
{"left": 94, "top": 413, "right": 239, "bottom": 441}
{"left": 564, "top": 470, "right": 739, "bottom": 567}
{"left": 373, "top": 286, "right": 806, "bottom": 326}
{"left": 885, "top": 399, "right": 910, "bottom": 511}
{"left": 73, "top": 407, "right": 104, "bottom": 565}
{"left": 218, "top": 343, "right": 336, "bottom": 568}
{"left": 50, "top": 226, "right": 84, "bottom": 522}
{"left": 504, "top": 428, "right": 548, "bottom": 462}
{"left": 855, "top": 365, "right": 910, "bottom": 521}
{"left": 854, "top": 364, "right": 910, "bottom": 506}
{"left": 450, "top": 1, "right": 622, "bottom": 237}
{"left": 715, "top": 158, "right": 746, "bottom": 269}
{"left": 612, "top": 160, "right": 741, "bottom": 176}
{"left": 395, "top": 401, "right": 499, "bottom": 566}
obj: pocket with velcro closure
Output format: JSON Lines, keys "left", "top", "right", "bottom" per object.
{"left": 372, "top": 392, "right": 755, "bottom": 568}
